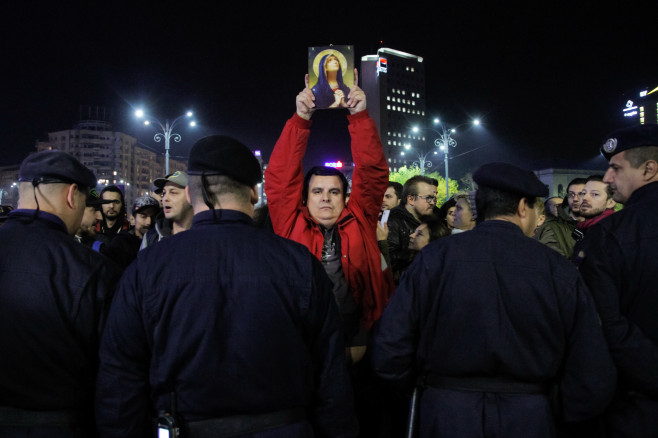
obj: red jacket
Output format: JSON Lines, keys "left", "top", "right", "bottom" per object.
{"left": 265, "top": 110, "right": 395, "bottom": 329}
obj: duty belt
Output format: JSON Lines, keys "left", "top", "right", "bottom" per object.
{"left": 424, "top": 374, "right": 548, "bottom": 394}
{"left": 0, "top": 406, "right": 82, "bottom": 426}
{"left": 186, "top": 407, "right": 306, "bottom": 437}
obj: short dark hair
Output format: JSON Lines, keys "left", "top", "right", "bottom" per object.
{"left": 585, "top": 174, "right": 613, "bottom": 199}
{"left": 100, "top": 185, "right": 126, "bottom": 217}
{"left": 401, "top": 175, "right": 439, "bottom": 205}
{"left": 624, "top": 145, "right": 658, "bottom": 168}
{"left": 387, "top": 181, "right": 403, "bottom": 199}
{"left": 476, "top": 185, "right": 537, "bottom": 221}
{"left": 567, "top": 177, "right": 587, "bottom": 192}
{"left": 188, "top": 174, "right": 252, "bottom": 205}
{"left": 303, "top": 166, "right": 349, "bottom": 202}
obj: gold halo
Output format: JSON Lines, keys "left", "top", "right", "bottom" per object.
{"left": 312, "top": 49, "right": 348, "bottom": 78}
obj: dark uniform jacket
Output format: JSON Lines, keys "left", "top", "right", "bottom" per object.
{"left": 0, "top": 210, "right": 121, "bottom": 434}
{"left": 579, "top": 182, "right": 658, "bottom": 438}
{"left": 385, "top": 205, "right": 420, "bottom": 282}
{"left": 96, "top": 209, "right": 358, "bottom": 438}
{"left": 371, "top": 220, "right": 616, "bottom": 438}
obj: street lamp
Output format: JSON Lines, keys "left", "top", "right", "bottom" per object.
{"left": 135, "top": 109, "right": 196, "bottom": 175}
{"left": 412, "top": 118, "right": 481, "bottom": 199}
{"left": 399, "top": 143, "right": 439, "bottom": 175}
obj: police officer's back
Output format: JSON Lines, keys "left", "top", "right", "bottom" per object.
{"left": 0, "top": 151, "right": 121, "bottom": 437}
{"left": 96, "top": 136, "right": 357, "bottom": 437}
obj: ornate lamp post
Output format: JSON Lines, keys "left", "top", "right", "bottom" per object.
{"left": 135, "top": 110, "right": 196, "bottom": 175}
{"left": 411, "top": 118, "right": 480, "bottom": 199}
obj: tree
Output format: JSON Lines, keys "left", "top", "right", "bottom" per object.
{"left": 389, "top": 165, "right": 460, "bottom": 203}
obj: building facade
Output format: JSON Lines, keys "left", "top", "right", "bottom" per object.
{"left": 35, "top": 109, "right": 186, "bottom": 210}
{"left": 361, "top": 48, "right": 427, "bottom": 172}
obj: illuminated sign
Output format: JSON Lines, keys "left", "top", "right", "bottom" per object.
{"left": 325, "top": 161, "right": 343, "bottom": 168}
{"left": 378, "top": 57, "right": 387, "bottom": 73}
{"left": 623, "top": 100, "right": 638, "bottom": 118}
{"left": 640, "top": 91, "right": 648, "bottom": 97}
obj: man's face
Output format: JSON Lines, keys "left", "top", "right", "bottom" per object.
{"left": 162, "top": 182, "right": 192, "bottom": 222}
{"left": 453, "top": 198, "right": 475, "bottom": 230}
{"left": 522, "top": 200, "right": 539, "bottom": 237}
{"left": 133, "top": 206, "right": 158, "bottom": 238}
{"left": 101, "top": 191, "right": 122, "bottom": 220}
{"left": 546, "top": 198, "right": 563, "bottom": 217}
{"left": 567, "top": 183, "right": 585, "bottom": 215}
{"left": 579, "top": 180, "right": 615, "bottom": 218}
{"left": 306, "top": 175, "right": 345, "bottom": 228}
{"left": 604, "top": 151, "right": 646, "bottom": 204}
{"left": 408, "top": 182, "right": 437, "bottom": 218}
{"left": 78, "top": 206, "right": 98, "bottom": 237}
{"left": 381, "top": 186, "right": 400, "bottom": 211}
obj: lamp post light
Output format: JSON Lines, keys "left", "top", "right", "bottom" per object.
{"left": 135, "top": 109, "right": 196, "bottom": 175}
{"left": 399, "top": 144, "right": 439, "bottom": 175}
{"left": 411, "top": 118, "right": 480, "bottom": 199}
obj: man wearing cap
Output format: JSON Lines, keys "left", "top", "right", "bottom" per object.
{"left": 141, "top": 171, "right": 193, "bottom": 249}
{"left": 96, "top": 136, "right": 357, "bottom": 437}
{"left": 265, "top": 74, "right": 394, "bottom": 364}
{"left": 579, "top": 124, "right": 658, "bottom": 437}
{"left": 0, "top": 150, "right": 122, "bottom": 437}
{"left": 371, "top": 162, "right": 616, "bottom": 437}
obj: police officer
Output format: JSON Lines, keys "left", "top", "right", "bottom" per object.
{"left": 371, "top": 162, "right": 616, "bottom": 438}
{"left": 0, "top": 151, "right": 122, "bottom": 437}
{"left": 96, "top": 135, "right": 358, "bottom": 437}
{"left": 579, "top": 124, "right": 658, "bottom": 437}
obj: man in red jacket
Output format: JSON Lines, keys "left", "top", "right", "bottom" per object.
{"left": 265, "top": 72, "right": 394, "bottom": 364}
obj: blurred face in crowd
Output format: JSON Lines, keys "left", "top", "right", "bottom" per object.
{"left": 604, "top": 151, "right": 648, "bottom": 204}
{"left": 408, "top": 223, "right": 430, "bottom": 251}
{"left": 546, "top": 197, "right": 563, "bottom": 217}
{"left": 101, "top": 191, "right": 122, "bottom": 220}
{"left": 567, "top": 183, "right": 585, "bottom": 216}
{"left": 382, "top": 186, "right": 400, "bottom": 211}
{"left": 453, "top": 197, "right": 475, "bottom": 231}
{"left": 306, "top": 175, "right": 345, "bottom": 228}
{"left": 407, "top": 182, "right": 437, "bottom": 219}
{"left": 133, "top": 206, "right": 158, "bottom": 238}
{"left": 162, "top": 182, "right": 192, "bottom": 222}
{"left": 445, "top": 206, "right": 456, "bottom": 228}
{"left": 579, "top": 180, "right": 615, "bottom": 218}
{"left": 78, "top": 206, "right": 98, "bottom": 238}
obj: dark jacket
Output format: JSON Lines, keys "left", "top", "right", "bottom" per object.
{"left": 96, "top": 210, "right": 358, "bottom": 438}
{"left": 371, "top": 220, "right": 616, "bottom": 437}
{"left": 385, "top": 205, "right": 420, "bottom": 281}
{"left": 0, "top": 210, "right": 121, "bottom": 434}
{"left": 579, "top": 182, "right": 658, "bottom": 437}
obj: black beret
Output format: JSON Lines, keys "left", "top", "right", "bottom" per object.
{"left": 19, "top": 150, "right": 97, "bottom": 189}
{"left": 188, "top": 135, "right": 262, "bottom": 186}
{"left": 473, "top": 162, "right": 548, "bottom": 198}
{"left": 601, "top": 124, "right": 658, "bottom": 160}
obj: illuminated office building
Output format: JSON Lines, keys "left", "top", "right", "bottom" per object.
{"left": 361, "top": 48, "right": 426, "bottom": 171}
{"left": 621, "top": 85, "right": 658, "bottom": 124}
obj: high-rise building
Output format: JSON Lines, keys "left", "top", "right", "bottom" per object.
{"left": 361, "top": 48, "right": 426, "bottom": 171}
{"left": 35, "top": 106, "right": 186, "bottom": 209}
{"left": 621, "top": 85, "right": 658, "bottom": 125}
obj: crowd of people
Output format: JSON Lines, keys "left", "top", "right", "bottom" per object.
{"left": 1, "top": 71, "right": 657, "bottom": 438}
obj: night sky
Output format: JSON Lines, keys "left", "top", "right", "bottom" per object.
{"left": 2, "top": 4, "right": 656, "bottom": 179}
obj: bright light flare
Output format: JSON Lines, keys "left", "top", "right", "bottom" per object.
{"left": 135, "top": 109, "right": 144, "bottom": 118}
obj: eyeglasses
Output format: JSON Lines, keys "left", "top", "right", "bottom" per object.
{"left": 415, "top": 194, "right": 437, "bottom": 204}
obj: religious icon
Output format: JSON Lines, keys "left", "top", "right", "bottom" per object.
{"left": 308, "top": 45, "right": 354, "bottom": 109}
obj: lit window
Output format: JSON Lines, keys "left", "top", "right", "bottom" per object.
{"left": 411, "top": 67, "right": 415, "bottom": 72}
{"left": 387, "top": 105, "right": 391, "bottom": 110}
